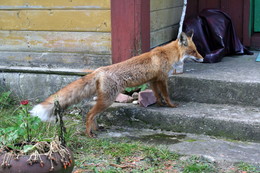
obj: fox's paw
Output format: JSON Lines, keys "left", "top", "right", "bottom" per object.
{"left": 156, "top": 101, "right": 164, "bottom": 106}
{"left": 169, "top": 103, "right": 178, "bottom": 108}
{"left": 86, "top": 129, "right": 97, "bottom": 138}
{"left": 88, "top": 131, "right": 97, "bottom": 138}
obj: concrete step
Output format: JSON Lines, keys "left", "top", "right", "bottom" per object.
{"left": 97, "top": 127, "right": 260, "bottom": 165}
{"left": 1, "top": 53, "right": 258, "bottom": 106}
{"left": 98, "top": 126, "right": 260, "bottom": 166}
{"left": 83, "top": 101, "right": 260, "bottom": 142}
{"left": 169, "top": 54, "right": 260, "bottom": 107}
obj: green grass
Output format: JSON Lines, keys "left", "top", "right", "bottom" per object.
{"left": 72, "top": 136, "right": 181, "bottom": 172}
{"left": 182, "top": 156, "right": 216, "bottom": 173}
{"left": 0, "top": 91, "right": 16, "bottom": 110}
{"left": 236, "top": 162, "right": 260, "bottom": 173}
{"left": 1, "top": 91, "right": 259, "bottom": 172}
{"left": 2, "top": 104, "right": 260, "bottom": 172}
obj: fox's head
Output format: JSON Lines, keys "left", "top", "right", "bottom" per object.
{"left": 178, "top": 31, "right": 204, "bottom": 63}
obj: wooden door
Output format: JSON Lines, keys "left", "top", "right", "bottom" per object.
{"left": 254, "top": 0, "right": 260, "bottom": 32}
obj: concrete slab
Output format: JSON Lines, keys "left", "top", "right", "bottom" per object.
{"left": 84, "top": 101, "right": 260, "bottom": 142}
{"left": 97, "top": 127, "right": 260, "bottom": 164}
{"left": 179, "top": 53, "right": 260, "bottom": 83}
{"left": 169, "top": 53, "right": 260, "bottom": 106}
{"left": 1, "top": 53, "right": 259, "bottom": 106}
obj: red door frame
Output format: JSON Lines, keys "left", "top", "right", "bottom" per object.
{"left": 242, "top": 0, "right": 251, "bottom": 46}
{"left": 111, "top": 0, "right": 150, "bottom": 64}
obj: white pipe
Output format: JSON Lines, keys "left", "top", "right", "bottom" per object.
{"left": 177, "top": 0, "right": 187, "bottom": 38}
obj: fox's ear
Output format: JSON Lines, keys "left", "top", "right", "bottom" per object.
{"left": 179, "top": 32, "right": 188, "bottom": 46}
{"left": 186, "top": 30, "right": 194, "bottom": 38}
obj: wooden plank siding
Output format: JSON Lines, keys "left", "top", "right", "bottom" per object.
{"left": 0, "top": 10, "right": 110, "bottom": 32}
{"left": 0, "top": 0, "right": 111, "bottom": 69}
{"left": 0, "top": 0, "right": 110, "bottom": 10}
{"left": 150, "top": 0, "right": 183, "bottom": 48}
{"left": 0, "top": 52, "right": 111, "bottom": 69}
{"left": 0, "top": 31, "right": 111, "bottom": 53}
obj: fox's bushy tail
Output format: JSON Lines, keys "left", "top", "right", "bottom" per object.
{"left": 30, "top": 72, "right": 97, "bottom": 121}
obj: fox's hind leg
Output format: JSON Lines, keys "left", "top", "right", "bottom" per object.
{"left": 157, "top": 80, "right": 178, "bottom": 108}
{"left": 85, "top": 100, "right": 112, "bottom": 137}
{"left": 85, "top": 79, "right": 119, "bottom": 137}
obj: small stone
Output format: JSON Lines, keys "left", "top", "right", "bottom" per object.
{"left": 132, "top": 100, "right": 139, "bottom": 105}
{"left": 132, "top": 92, "right": 139, "bottom": 100}
{"left": 93, "top": 96, "right": 98, "bottom": 101}
{"left": 138, "top": 89, "right": 156, "bottom": 107}
{"left": 115, "top": 93, "right": 134, "bottom": 103}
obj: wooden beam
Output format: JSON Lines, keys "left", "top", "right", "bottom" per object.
{"left": 0, "top": 0, "right": 110, "bottom": 10}
{"left": 0, "top": 31, "right": 111, "bottom": 54}
{"left": 243, "top": 0, "right": 251, "bottom": 46}
{"left": 0, "top": 10, "right": 111, "bottom": 32}
{"left": 111, "top": 0, "right": 150, "bottom": 64}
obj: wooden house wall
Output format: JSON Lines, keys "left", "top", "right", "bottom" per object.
{"left": 0, "top": 0, "right": 112, "bottom": 69}
{"left": 150, "top": 0, "right": 183, "bottom": 48}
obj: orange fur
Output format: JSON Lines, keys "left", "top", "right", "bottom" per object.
{"left": 31, "top": 32, "right": 203, "bottom": 137}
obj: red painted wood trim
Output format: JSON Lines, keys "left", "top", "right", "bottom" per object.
{"left": 141, "top": 0, "right": 150, "bottom": 53}
{"left": 243, "top": 0, "right": 251, "bottom": 46}
{"left": 111, "top": 0, "right": 150, "bottom": 64}
{"left": 220, "top": 0, "right": 228, "bottom": 11}
{"left": 186, "top": 0, "right": 199, "bottom": 19}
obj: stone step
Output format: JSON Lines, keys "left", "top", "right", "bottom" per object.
{"left": 97, "top": 127, "right": 260, "bottom": 165}
{"left": 83, "top": 101, "right": 260, "bottom": 142}
{"left": 169, "top": 54, "right": 260, "bottom": 107}
{"left": 1, "top": 53, "right": 258, "bottom": 106}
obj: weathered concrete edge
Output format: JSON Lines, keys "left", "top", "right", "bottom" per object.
{"left": 97, "top": 127, "right": 260, "bottom": 164}
{"left": 168, "top": 75, "right": 260, "bottom": 107}
{"left": 0, "top": 66, "right": 89, "bottom": 76}
{"left": 1, "top": 65, "right": 259, "bottom": 107}
{"left": 0, "top": 70, "right": 85, "bottom": 101}
{"left": 83, "top": 102, "right": 260, "bottom": 142}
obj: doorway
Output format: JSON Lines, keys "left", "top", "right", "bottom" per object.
{"left": 253, "top": 0, "right": 260, "bottom": 32}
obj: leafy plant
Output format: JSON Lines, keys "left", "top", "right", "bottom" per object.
{"left": 124, "top": 84, "right": 148, "bottom": 94}
{"left": 0, "top": 100, "right": 42, "bottom": 149}
{"left": 0, "top": 91, "right": 16, "bottom": 109}
{"left": 0, "top": 101, "right": 80, "bottom": 152}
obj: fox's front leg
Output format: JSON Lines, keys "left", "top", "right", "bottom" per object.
{"left": 157, "top": 80, "right": 178, "bottom": 108}
{"left": 150, "top": 81, "right": 164, "bottom": 106}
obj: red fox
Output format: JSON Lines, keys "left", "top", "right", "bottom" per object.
{"left": 30, "top": 31, "right": 203, "bottom": 137}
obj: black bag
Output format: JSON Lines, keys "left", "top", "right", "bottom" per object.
{"left": 183, "top": 9, "right": 252, "bottom": 63}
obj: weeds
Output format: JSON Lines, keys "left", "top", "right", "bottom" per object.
{"left": 182, "top": 156, "right": 216, "bottom": 173}
{"left": 0, "top": 92, "right": 259, "bottom": 172}
{"left": 0, "top": 91, "right": 16, "bottom": 110}
{"left": 236, "top": 162, "right": 260, "bottom": 173}
{"left": 0, "top": 100, "right": 44, "bottom": 148}
{"left": 124, "top": 84, "right": 148, "bottom": 95}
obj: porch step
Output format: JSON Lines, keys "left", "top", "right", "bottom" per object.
{"left": 97, "top": 127, "right": 260, "bottom": 164}
{"left": 84, "top": 101, "right": 260, "bottom": 142}
{"left": 169, "top": 53, "right": 260, "bottom": 107}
